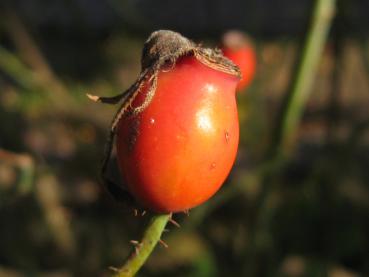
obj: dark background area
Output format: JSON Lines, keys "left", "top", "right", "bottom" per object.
{"left": 0, "top": 1, "right": 369, "bottom": 276}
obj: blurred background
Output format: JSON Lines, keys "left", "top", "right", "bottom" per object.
{"left": 0, "top": 0, "right": 369, "bottom": 276}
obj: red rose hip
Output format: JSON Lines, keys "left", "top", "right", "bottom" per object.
{"left": 89, "top": 30, "right": 240, "bottom": 213}
{"left": 116, "top": 55, "right": 239, "bottom": 213}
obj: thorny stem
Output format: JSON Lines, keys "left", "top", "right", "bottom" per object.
{"left": 112, "top": 214, "right": 170, "bottom": 277}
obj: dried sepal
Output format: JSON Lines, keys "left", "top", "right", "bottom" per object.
{"left": 194, "top": 47, "right": 241, "bottom": 78}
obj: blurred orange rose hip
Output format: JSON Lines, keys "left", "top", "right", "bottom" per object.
{"left": 222, "top": 30, "right": 256, "bottom": 91}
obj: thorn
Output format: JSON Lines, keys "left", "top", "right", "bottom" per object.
{"left": 169, "top": 218, "right": 180, "bottom": 228}
{"left": 130, "top": 240, "right": 140, "bottom": 245}
{"left": 86, "top": 93, "right": 100, "bottom": 102}
{"left": 163, "top": 228, "right": 170, "bottom": 233}
{"left": 183, "top": 209, "right": 190, "bottom": 216}
{"left": 159, "top": 239, "right": 169, "bottom": 248}
{"left": 108, "top": 266, "right": 120, "bottom": 272}
{"left": 141, "top": 210, "right": 146, "bottom": 216}
{"left": 130, "top": 240, "right": 142, "bottom": 256}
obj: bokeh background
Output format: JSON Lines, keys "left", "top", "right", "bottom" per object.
{"left": 1, "top": 0, "right": 369, "bottom": 276}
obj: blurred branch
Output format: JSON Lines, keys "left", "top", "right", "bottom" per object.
{"left": 272, "top": 0, "right": 336, "bottom": 155}
{"left": 242, "top": 0, "right": 337, "bottom": 274}
{"left": 260, "top": 0, "right": 336, "bottom": 205}
{"left": 0, "top": 10, "right": 124, "bottom": 129}
{"left": 0, "top": 45, "right": 39, "bottom": 90}
{"left": 0, "top": 45, "right": 109, "bottom": 128}
{"left": 260, "top": 0, "right": 336, "bottom": 214}
{"left": 0, "top": 40, "right": 107, "bottom": 126}
{"left": 2, "top": 10, "right": 70, "bottom": 99}
{"left": 0, "top": 43, "right": 76, "bottom": 112}
{"left": 0, "top": 148, "right": 35, "bottom": 194}
{"left": 112, "top": 213, "right": 170, "bottom": 277}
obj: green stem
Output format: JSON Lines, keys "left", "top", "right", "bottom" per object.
{"left": 242, "top": 1, "right": 337, "bottom": 273}
{"left": 112, "top": 213, "right": 170, "bottom": 277}
{"left": 273, "top": 0, "right": 336, "bottom": 155}
{"left": 259, "top": 0, "right": 336, "bottom": 235}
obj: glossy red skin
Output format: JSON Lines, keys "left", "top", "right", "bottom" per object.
{"left": 222, "top": 45, "right": 256, "bottom": 91}
{"left": 116, "top": 56, "right": 239, "bottom": 213}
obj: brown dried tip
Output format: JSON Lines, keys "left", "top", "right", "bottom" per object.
{"left": 130, "top": 240, "right": 140, "bottom": 245}
{"left": 86, "top": 93, "right": 100, "bottom": 102}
